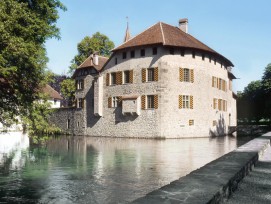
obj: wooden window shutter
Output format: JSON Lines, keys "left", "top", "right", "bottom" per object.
{"left": 154, "top": 95, "right": 158, "bottom": 109}
{"left": 213, "top": 98, "right": 216, "bottom": 109}
{"left": 179, "top": 68, "right": 184, "bottom": 82}
{"left": 222, "top": 80, "right": 225, "bottom": 91}
{"left": 217, "top": 78, "right": 219, "bottom": 89}
{"left": 117, "top": 96, "right": 122, "bottom": 107}
{"left": 129, "top": 70, "right": 133, "bottom": 83}
{"left": 179, "top": 95, "right": 183, "bottom": 109}
{"left": 116, "top": 71, "right": 122, "bottom": 85}
{"left": 141, "top": 95, "right": 146, "bottom": 109}
{"left": 106, "top": 73, "right": 109, "bottom": 86}
{"left": 142, "top": 68, "right": 146, "bottom": 82}
{"left": 212, "top": 77, "right": 214, "bottom": 87}
{"left": 190, "top": 69, "right": 194, "bottom": 83}
{"left": 225, "top": 81, "right": 227, "bottom": 92}
{"left": 190, "top": 95, "right": 194, "bottom": 109}
{"left": 154, "top": 67, "right": 159, "bottom": 81}
{"left": 108, "top": 97, "right": 112, "bottom": 108}
{"left": 218, "top": 99, "right": 221, "bottom": 111}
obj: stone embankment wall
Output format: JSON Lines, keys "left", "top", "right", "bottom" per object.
{"left": 132, "top": 132, "right": 271, "bottom": 203}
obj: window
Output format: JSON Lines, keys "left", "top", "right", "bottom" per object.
{"left": 147, "top": 95, "right": 154, "bottom": 109}
{"left": 180, "top": 49, "right": 185, "bottom": 56}
{"left": 209, "top": 56, "right": 211, "bottom": 63}
{"left": 111, "top": 73, "right": 116, "bottom": 85}
{"left": 77, "top": 121, "right": 80, "bottom": 127}
{"left": 140, "top": 49, "right": 145, "bottom": 57}
{"left": 189, "top": 120, "right": 194, "bottom": 126}
{"left": 124, "top": 70, "right": 130, "bottom": 84}
{"left": 214, "top": 59, "right": 217, "bottom": 65}
{"left": 78, "top": 98, "right": 83, "bottom": 108}
{"left": 147, "top": 68, "right": 155, "bottom": 81}
{"left": 213, "top": 98, "right": 217, "bottom": 109}
{"left": 122, "top": 52, "right": 127, "bottom": 59}
{"left": 213, "top": 120, "right": 217, "bottom": 126}
{"left": 54, "top": 99, "right": 57, "bottom": 105}
{"left": 115, "top": 57, "right": 117, "bottom": 65}
{"left": 112, "top": 96, "right": 118, "bottom": 108}
{"left": 169, "top": 48, "right": 174, "bottom": 55}
{"left": 130, "top": 50, "right": 135, "bottom": 58}
{"left": 183, "top": 95, "right": 189, "bottom": 109}
{"left": 202, "top": 53, "right": 205, "bottom": 61}
{"left": 183, "top": 68, "right": 190, "bottom": 82}
{"left": 77, "top": 79, "right": 84, "bottom": 90}
{"left": 219, "top": 78, "right": 222, "bottom": 90}
{"left": 152, "top": 47, "right": 157, "bottom": 55}
{"left": 192, "top": 51, "right": 195, "bottom": 58}
{"left": 229, "top": 80, "right": 232, "bottom": 91}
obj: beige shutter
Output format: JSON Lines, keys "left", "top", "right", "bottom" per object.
{"left": 117, "top": 96, "right": 122, "bottom": 107}
{"left": 108, "top": 97, "right": 112, "bottom": 108}
{"left": 218, "top": 99, "right": 221, "bottom": 111}
{"left": 190, "top": 96, "right": 194, "bottom": 109}
{"left": 179, "top": 95, "right": 183, "bottom": 109}
{"left": 129, "top": 70, "right": 133, "bottom": 83}
{"left": 116, "top": 71, "right": 122, "bottom": 85}
{"left": 142, "top": 68, "right": 146, "bottom": 82}
{"left": 190, "top": 69, "right": 194, "bottom": 83}
{"left": 154, "top": 67, "right": 158, "bottom": 81}
{"left": 141, "top": 95, "right": 146, "bottom": 109}
{"left": 179, "top": 68, "right": 184, "bottom": 82}
{"left": 217, "top": 78, "right": 219, "bottom": 89}
{"left": 212, "top": 77, "right": 214, "bottom": 87}
{"left": 213, "top": 98, "right": 216, "bottom": 109}
{"left": 154, "top": 95, "right": 158, "bottom": 109}
{"left": 106, "top": 73, "right": 109, "bottom": 86}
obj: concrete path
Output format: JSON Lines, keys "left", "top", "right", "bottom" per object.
{"left": 227, "top": 132, "right": 271, "bottom": 204}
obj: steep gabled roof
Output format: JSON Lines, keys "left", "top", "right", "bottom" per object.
{"left": 72, "top": 55, "right": 109, "bottom": 78}
{"left": 78, "top": 55, "right": 108, "bottom": 71}
{"left": 113, "top": 22, "right": 233, "bottom": 66}
{"left": 42, "top": 84, "right": 63, "bottom": 100}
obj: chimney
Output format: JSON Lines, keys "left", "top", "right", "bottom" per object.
{"left": 92, "top": 52, "right": 99, "bottom": 66}
{"left": 179, "top": 18, "right": 188, "bottom": 33}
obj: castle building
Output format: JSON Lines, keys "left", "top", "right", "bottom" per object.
{"left": 51, "top": 19, "right": 237, "bottom": 138}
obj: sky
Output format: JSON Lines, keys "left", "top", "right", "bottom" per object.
{"left": 45, "top": 0, "right": 271, "bottom": 92}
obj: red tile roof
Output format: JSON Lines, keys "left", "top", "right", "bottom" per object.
{"left": 42, "top": 84, "right": 63, "bottom": 100}
{"left": 113, "top": 22, "right": 233, "bottom": 66}
{"left": 78, "top": 55, "right": 109, "bottom": 71}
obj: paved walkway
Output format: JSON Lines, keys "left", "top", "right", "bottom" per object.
{"left": 227, "top": 133, "right": 271, "bottom": 203}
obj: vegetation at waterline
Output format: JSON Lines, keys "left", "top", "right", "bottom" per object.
{"left": 237, "top": 63, "right": 271, "bottom": 124}
{"left": 0, "top": 0, "right": 65, "bottom": 134}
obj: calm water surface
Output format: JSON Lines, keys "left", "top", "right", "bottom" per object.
{"left": 0, "top": 132, "right": 255, "bottom": 204}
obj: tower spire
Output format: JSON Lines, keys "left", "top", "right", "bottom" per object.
{"left": 124, "top": 16, "right": 131, "bottom": 42}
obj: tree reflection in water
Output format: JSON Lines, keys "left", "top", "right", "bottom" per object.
{"left": 0, "top": 133, "right": 256, "bottom": 203}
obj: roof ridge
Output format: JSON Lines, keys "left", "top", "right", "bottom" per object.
{"left": 112, "top": 22, "right": 161, "bottom": 51}
{"left": 160, "top": 22, "right": 165, "bottom": 45}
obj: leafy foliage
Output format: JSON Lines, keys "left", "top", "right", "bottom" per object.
{"left": 60, "top": 78, "right": 75, "bottom": 107}
{"left": 69, "top": 32, "right": 114, "bottom": 74}
{"left": 0, "top": 0, "right": 65, "bottom": 127}
{"left": 237, "top": 63, "right": 271, "bottom": 123}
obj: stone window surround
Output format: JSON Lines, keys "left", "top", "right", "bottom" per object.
{"left": 76, "top": 79, "right": 84, "bottom": 90}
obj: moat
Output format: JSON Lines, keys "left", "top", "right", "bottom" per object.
{"left": 0, "top": 132, "right": 256, "bottom": 203}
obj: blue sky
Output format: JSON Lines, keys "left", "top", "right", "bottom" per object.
{"left": 45, "top": 0, "right": 271, "bottom": 92}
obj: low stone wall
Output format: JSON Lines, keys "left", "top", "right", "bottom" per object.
{"left": 131, "top": 133, "right": 271, "bottom": 203}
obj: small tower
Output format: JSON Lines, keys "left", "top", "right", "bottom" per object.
{"left": 124, "top": 17, "right": 131, "bottom": 42}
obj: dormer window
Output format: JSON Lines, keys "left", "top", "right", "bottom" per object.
{"left": 130, "top": 50, "right": 135, "bottom": 58}
{"left": 152, "top": 47, "right": 157, "bottom": 55}
{"left": 122, "top": 52, "right": 127, "bottom": 59}
{"left": 76, "top": 79, "right": 84, "bottom": 90}
{"left": 169, "top": 48, "right": 174, "bottom": 55}
{"left": 140, "top": 49, "right": 145, "bottom": 57}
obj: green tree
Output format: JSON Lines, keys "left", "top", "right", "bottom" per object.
{"left": 0, "top": 0, "right": 65, "bottom": 127}
{"left": 262, "top": 63, "right": 271, "bottom": 120}
{"left": 69, "top": 32, "right": 114, "bottom": 74}
{"left": 60, "top": 78, "right": 75, "bottom": 107}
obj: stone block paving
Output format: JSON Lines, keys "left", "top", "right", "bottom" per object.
{"left": 131, "top": 134, "right": 271, "bottom": 204}
{"left": 227, "top": 141, "right": 271, "bottom": 204}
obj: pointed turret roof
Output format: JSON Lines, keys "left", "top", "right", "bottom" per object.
{"left": 113, "top": 22, "right": 233, "bottom": 66}
{"left": 124, "top": 22, "right": 131, "bottom": 42}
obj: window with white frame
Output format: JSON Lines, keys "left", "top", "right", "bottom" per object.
{"left": 183, "top": 68, "right": 190, "bottom": 82}
{"left": 78, "top": 98, "right": 83, "bottom": 108}
{"left": 112, "top": 96, "right": 118, "bottom": 108}
{"left": 111, "top": 73, "right": 116, "bottom": 85}
{"left": 123, "top": 70, "right": 130, "bottom": 84}
{"left": 147, "top": 68, "right": 155, "bottom": 82}
{"left": 183, "top": 95, "right": 190, "bottom": 109}
{"left": 77, "top": 79, "right": 84, "bottom": 90}
{"left": 147, "top": 95, "right": 155, "bottom": 109}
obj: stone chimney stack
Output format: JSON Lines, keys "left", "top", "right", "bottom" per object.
{"left": 179, "top": 18, "right": 188, "bottom": 33}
